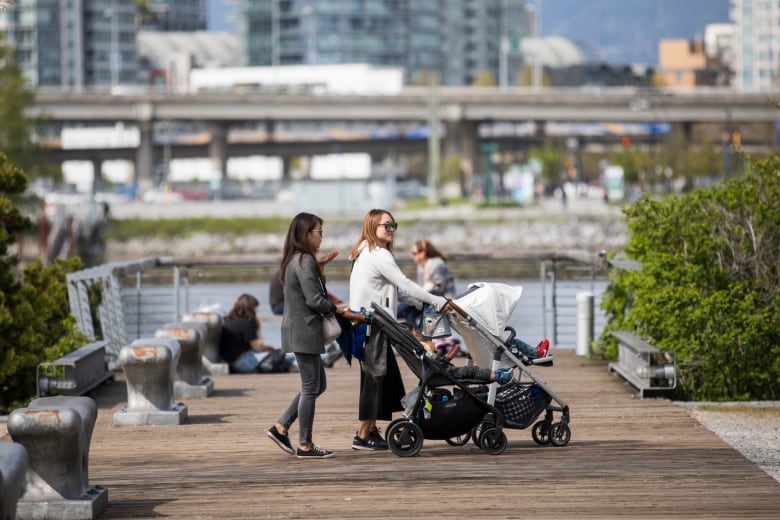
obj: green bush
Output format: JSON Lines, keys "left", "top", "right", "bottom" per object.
{"left": 0, "top": 153, "right": 88, "bottom": 413}
{"left": 596, "top": 155, "right": 780, "bottom": 401}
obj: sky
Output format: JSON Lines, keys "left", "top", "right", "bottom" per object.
{"left": 207, "top": 0, "right": 236, "bottom": 32}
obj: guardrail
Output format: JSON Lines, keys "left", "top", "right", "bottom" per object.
{"left": 65, "top": 253, "right": 610, "bottom": 369}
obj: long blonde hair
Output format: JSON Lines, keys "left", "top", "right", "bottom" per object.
{"left": 349, "top": 208, "right": 396, "bottom": 260}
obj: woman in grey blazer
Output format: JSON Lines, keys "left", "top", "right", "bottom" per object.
{"left": 267, "top": 212, "right": 341, "bottom": 459}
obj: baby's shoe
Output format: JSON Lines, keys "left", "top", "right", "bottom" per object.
{"left": 495, "top": 368, "right": 514, "bottom": 385}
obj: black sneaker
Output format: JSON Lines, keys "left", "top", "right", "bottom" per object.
{"left": 369, "top": 426, "right": 384, "bottom": 443}
{"left": 296, "top": 444, "right": 334, "bottom": 459}
{"left": 352, "top": 433, "right": 388, "bottom": 451}
{"left": 266, "top": 426, "right": 295, "bottom": 455}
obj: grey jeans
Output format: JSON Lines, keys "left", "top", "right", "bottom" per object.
{"left": 276, "top": 352, "right": 327, "bottom": 445}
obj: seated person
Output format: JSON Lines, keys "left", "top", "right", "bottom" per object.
{"left": 220, "top": 293, "right": 297, "bottom": 373}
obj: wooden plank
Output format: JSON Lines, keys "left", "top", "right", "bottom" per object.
{"left": 30, "top": 351, "right": 780, "bottom": 518}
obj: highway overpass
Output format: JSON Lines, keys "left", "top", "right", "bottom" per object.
{"left": 28, "top": 86, "right": 780, "bottom": 187}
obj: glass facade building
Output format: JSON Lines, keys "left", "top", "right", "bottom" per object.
{"left": 238, "top": 0, "right": 528, "bottom": 86}
{"left": 730, "top": 0, "right": 780, "bottom": 91}
{"left": 3, "top": 0, "right": 206, "bottom": 89}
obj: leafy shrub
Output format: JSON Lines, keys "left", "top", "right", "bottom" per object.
{"left": 0, "top": 153, "right": 88, "bottom": 413}
{"left": 596, "top": 155, "right": 780, "bottom": 401}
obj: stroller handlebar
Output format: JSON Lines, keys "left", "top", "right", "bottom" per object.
{"left": 442, "top": 299, "right": 469, "bottom": 318}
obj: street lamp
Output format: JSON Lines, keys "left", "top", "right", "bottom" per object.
{"left": 104, "top": 5, "right": 119, "bottom": 90}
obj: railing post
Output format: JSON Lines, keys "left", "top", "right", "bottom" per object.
{"left": 576, "top": 291, "right": 594, "bottom": 356}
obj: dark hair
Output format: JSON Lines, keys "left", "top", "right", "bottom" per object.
{"left": 224, "top": 293, "right": 259, "bottom": 331}
{"left": 280, "top": 212, "right": 324, "bottom": 283}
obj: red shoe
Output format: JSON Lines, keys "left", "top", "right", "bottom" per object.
{"left": 536, "top": 339, "right": 550, "bottom": 358}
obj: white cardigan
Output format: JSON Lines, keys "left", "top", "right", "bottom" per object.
{"left": 349, "top": 241, "right": 446, "bottom": 317}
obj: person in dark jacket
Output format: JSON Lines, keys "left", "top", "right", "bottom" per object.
{"left": 266, "top": 212, "right": 344, "bottom": 459}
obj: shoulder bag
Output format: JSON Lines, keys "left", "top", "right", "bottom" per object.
{"left": 319, "top": 278, "right": 342, "bottom": 345}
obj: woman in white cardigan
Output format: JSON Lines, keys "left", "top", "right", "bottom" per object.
{"left": 348, "top": 209, "right": 448, "bottom": 451}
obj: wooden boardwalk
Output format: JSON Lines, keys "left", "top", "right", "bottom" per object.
{"left": 24, "top": 351, "right": 780, "bottom": 519}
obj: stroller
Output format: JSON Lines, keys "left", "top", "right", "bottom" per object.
{"left": 445, "top": 282, "right": 571, "bottom": 448}
{"left": 368, "top": 303, "right": 509, "bottom": 456}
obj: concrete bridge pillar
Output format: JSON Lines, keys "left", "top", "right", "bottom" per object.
{"left": 209, "top": 122, "right": 229, "bottom": 198}
{"left": 90, "top": 157, "right": 103, "bottom": 195}
{"left": 443, "top": 120, "right": 478, "bottom": 195}
{"left": 281, "top": 155, "right": 292, "bottom": 184}
{"left": 136, "top": 120, "right": 154, "bottom": 196}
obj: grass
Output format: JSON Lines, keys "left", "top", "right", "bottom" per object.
{"left": 106, "top": 216, "right": 291, "bottom": 241}
{"left": 697, "top": 405, "right": 780, "bottom": 417}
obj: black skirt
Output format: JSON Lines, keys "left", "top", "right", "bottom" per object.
{"left": 358, "top": 346, "right": 406, "bottom": 421}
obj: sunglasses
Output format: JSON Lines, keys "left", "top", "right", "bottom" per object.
{"left": 379, "top": 221, "right": 398, "bottom": 231}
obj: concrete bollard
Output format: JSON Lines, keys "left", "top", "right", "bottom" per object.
{"left": 576, "top": 291, "right": 595, "bottom": 356}
{"left": 0, "top": 442, "right": 28, "bottom": 520}
{"left": 8, "top": 396, "right": 108, "bottom": 520}
{"left": 182, "top": 312, "right": 229, "bottom": 375}
{"left": 113, "top": 338, "right": 188, "bottom": 426}
{"left": 155, "top": 322, "right": 214, "bottom": 398}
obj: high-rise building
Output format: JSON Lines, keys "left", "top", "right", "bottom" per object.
{"left": 237, "top": 0, "right": 529, "bottom": 86}
{"left": 140, "top": 0, "right": 207, "bottom": 31}
{"left": 729, "top": 0, "right": 780, "bottom": 91}
{"left": 4, "top": 0, "right": 138, "bottom": 89}
{"left": 2, "top": 0, "right": 207, "bottom": 89}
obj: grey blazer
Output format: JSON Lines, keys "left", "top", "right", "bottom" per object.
{"left": 280, "top": 252, "right": 337, "bottom": 355}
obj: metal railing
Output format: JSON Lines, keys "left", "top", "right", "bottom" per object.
{"left": 66, "top": 252, "right": 611, "bottom": 368}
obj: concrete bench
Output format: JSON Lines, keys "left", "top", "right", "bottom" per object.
{"left": 114, "top": 338, "right": 188, "bottom": 426}
{"left": 0, "top": 442, "right": 28, "bottom": 520}
{"left": 36, "top": 340, "right": 113, "bottom": 398}
{"left": 7, "top": 395, "right": 107, "bottom": 519}
{"left": 182, "top": 312, "right": 229, "bottom": 375}
{"left": 608, "top": 330, "right": 677, "bottom": 398}
{"left": 155, "top": 322, "right": 215, "bottom": 398}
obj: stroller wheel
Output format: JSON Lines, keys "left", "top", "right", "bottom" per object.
{"left": 549, "top": 421, "right": 571, "bottom": 447}
{"left": 471, "top": 419, "right": 495, "bottom": 448}
{"left": 445, "top": 432, "right": 471, "bottom": 447}
{"left": 387, "top": 419, "right": 424, "bottom": 457}
{"left": 479, "top": 427, "right": 507, "bottom": 455}
{"left": 532, "top": 420, "right": 551, "bottom": 445}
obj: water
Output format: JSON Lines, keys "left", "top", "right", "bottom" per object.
{"left": 182, "top": 278, "right": 609, "bottom": 350}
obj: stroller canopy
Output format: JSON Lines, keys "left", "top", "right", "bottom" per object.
{"left": 453, "top": 283, "right": 524, "bottom": 336}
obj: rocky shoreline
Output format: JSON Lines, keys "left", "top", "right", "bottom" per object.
{"left": 106, "top": 203, "right": 630, "bottom": 263}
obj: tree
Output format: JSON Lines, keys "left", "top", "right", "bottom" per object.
{"left": 596, "top": 155, "right": 780, "bottom": 400}
{"left": 0, "top": 34, "right": 53, "bottom": 179}
{"left": 529, "top": 139, "right": 565, "bottom": 185}
{"left": 0, "top": 152, "right": 86, "bottom": 413}
{"left": 611, "top": 146, "right": 650, "bottom": 185}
